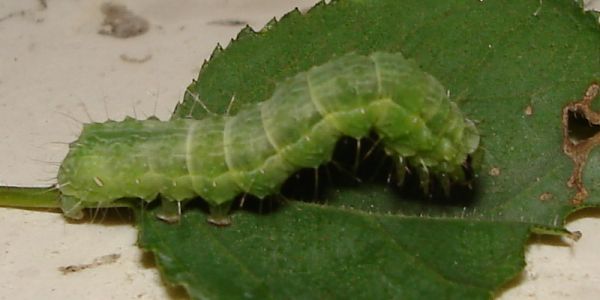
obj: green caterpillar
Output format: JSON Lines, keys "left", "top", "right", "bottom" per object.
{"left": 57, "top": 52, "right": 480, "bottom": 224}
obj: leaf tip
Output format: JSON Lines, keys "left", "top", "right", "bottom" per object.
{"left": 236, "top": 25, "right": 256, "bottom": 40}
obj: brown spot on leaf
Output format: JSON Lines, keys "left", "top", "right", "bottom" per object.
{"left": 524, "top": 105, "right": 533, "bottom": 116}
{"left": 489, "top": 166, "right": 501, "bottom": 176}
{"left": 539, "top": 192, "right": 553, "bottom": 202}
{"left": 562, "top": 83, "right": 600, "bottom": 205}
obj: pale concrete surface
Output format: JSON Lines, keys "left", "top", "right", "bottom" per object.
{"left": 0, "top": 0, "right": 598, "bottom": 299}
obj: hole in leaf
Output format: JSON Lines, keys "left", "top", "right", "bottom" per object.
{"left": 566, "top": 110, "right": 600, "bottom": 144}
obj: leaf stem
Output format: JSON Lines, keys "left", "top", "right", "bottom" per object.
{"left": 0, "top": 186, "right": 61, "bottom": 209}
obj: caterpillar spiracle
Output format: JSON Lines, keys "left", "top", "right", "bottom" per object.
{"left": 57, "top": 52, "right": 480, "bottom": 224}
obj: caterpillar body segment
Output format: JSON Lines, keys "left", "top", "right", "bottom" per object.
{"left": 57, "top": 52, "right": 480, "bottom": 221}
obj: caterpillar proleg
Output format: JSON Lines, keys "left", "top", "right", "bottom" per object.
{"left": 57, "top": 52, "right": 480, "bottom": 223}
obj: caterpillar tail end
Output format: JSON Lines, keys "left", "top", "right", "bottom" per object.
{"left": 207, "top": 202, "right": 233, "bottom": 226}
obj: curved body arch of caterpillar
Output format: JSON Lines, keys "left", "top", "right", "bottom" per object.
{"left": 57, "top": 52, "right": 480, "bottom": 223}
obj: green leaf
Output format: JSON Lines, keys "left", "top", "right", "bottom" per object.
{"left": 140, "top": 0, "right": 600, "bottom": 298}
{"left": 139, "top": 202, "right": 530, "bottom": 300}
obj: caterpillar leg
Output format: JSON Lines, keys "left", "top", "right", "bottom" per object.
{"left": 207, "top": 202, "right": 233, "bottom": 226}
{"left": 438, "top": 173, "right": 452, "bottom": 197}
{"left": 60, "top": 195, "right": 85, "bottom": 220}
{"left": 416, "top": 163, "right": 431, "bottom": 197}
{"left": 391, "top": 155, "right": 407, "bottom": 186}
{"left": 154, "top": 197, "right": 183, "bottom": 223}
